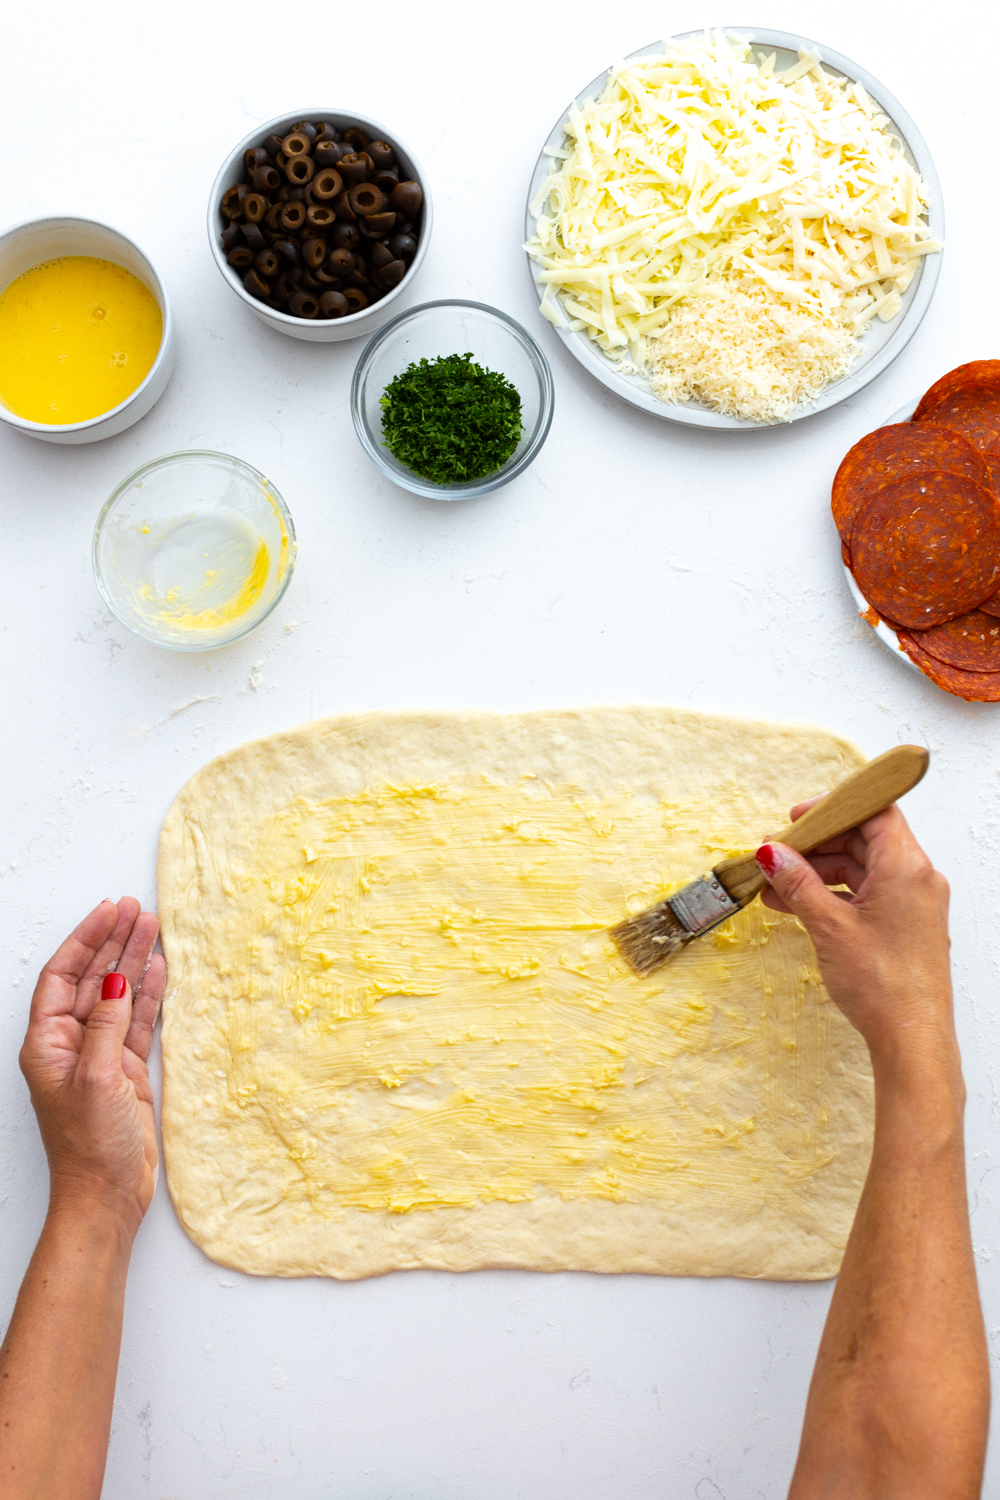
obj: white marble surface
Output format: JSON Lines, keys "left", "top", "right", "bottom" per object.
{"left": 2, "top": 1, "right": 998, "bottom": 1495}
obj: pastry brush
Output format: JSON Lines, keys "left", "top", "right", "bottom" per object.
{"left": 610, "top": 744, "right": 929, "bottom": 976}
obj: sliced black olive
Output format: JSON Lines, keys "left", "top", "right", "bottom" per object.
{"left": 326, "top": 247, "right": 354, "bottom": 278}
{"left": 367, "top": 140, "right": 395, "bottom": 169}
{"left": 312, "top": 168, "right": 343, "bottom": 202}
{"left": 279, "top": 201, "right": 307, "bottom": 233}
{"left": 306, "top": 203, "right": 336, "bottom": 230}
{"left": 289, "top": 287, "right": 320, "bottom": 317}
{"left": 241, "top": 222, "right": 267, "bottom": 253}
{"left": 244, "top": 268, "right": 271, "bottom": 299}
{"left": 285, "top": 154, "right": 315, "bottom": 185}
{"left": 389, "top": 233, "right": 417, "bottom": 260}
{"left": 361, "top": 212, "right": 396, "bottom": 238}
{"left": 252, "top": 164, "right": 281, "bottom": 194}
{"left": 372, "top": 258, "right": 406, "bottom": 290}
{"left": 338, "top": 152, "right": 370, "bottom": 185}
{"left": 315, "top": 140, "right": 345, "bottom": 168}
{"left": 282, "top": 131, "right": 312, "bottom": 158}
{"left": 302, "top": 236, "right": 327, "bottom": 269}
{"left": 243, "top": 193, "right": 267, "bottom": 225}
{"left": 391, "top": 181, "right": 423, "bottom": 216}
{"left": 347, "top": 182, "right": 385, "bottom": 217}
{"left": 331, "top": 221, "right": 361, "bottom": 251}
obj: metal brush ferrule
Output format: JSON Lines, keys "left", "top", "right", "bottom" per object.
{"left": 669, "top": 874, "right": 740, "bottom": 936}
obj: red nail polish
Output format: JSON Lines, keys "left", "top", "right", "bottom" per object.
{"left": 755, "top": 843, "right": 779, "bottom": 877}
{"left": 102, "top": 972, "right": 127, "bottom": 1000}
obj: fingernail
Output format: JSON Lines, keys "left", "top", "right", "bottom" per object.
{"left": 102, "top": 972, "right": 127, "bottom": 1000}
{"left": 755, "top": 843, "right": 782, "bottom": 877}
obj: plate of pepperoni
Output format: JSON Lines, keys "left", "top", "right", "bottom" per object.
{"left": 836, "top": 363, "right": 1000, "bottom": 701}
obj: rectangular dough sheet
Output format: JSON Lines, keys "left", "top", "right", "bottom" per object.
{"left": 159, "top": 706, "right": 874, "bottom": 1281}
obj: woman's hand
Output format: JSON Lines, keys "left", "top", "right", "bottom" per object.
{"left": 19, "top": 899, "right": 166, "bottom": 1235}
{"left": 767, "top": 805, "right": 990, "bottom": 1500}
{"left": 755, "top": 803, "right": 956, "bottom": 1078}
{"left": 3, "top": 904, "right": 167, "bottom": 1499}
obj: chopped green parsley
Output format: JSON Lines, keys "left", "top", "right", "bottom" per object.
{"left": 379, "top": 352, "right": 522, "bottom": 484}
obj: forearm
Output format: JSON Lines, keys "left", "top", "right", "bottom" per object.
{"left": 789, "top": 1042, "right": 989, "bottom": 1499}
{"left": 0, "top": 1201, "right": 135, "bottom": 1500}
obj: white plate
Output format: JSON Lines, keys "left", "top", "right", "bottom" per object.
{"left": 524, "top": 30, "right": 944, "bottom": 430}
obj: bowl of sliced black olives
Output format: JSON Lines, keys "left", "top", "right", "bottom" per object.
{"left": 209, "top": 110, "right": 431, "bottom": 342}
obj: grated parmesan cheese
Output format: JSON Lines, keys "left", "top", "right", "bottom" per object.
{"left": 650, "top": 287, "right": 858, "bottom": 422}
{"left": 525, "top": 32, "right": 942, "bottom": 422}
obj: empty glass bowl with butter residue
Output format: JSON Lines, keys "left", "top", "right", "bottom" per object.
{"left": 93, "top": 451, "right": 296, "bottom": 650}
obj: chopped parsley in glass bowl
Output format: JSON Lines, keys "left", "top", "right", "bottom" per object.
{"left": 351, "top": 300, "right": 554, "bottom": 499}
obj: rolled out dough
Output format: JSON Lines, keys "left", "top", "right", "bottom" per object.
{"left": 158, "top": 707, "right": 874, "bottom": 1281}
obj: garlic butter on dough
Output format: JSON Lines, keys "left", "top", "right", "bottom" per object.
{"left": 158, "top": 707, "right": 873, "bottom": 1280}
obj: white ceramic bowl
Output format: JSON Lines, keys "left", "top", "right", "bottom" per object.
{"left": 525, "top": 29, "right": 944, "bottom": 430}
{"left": 208, "top": 110, "right": 432, "bottom": 343}
{"left": 0, "top": 216, "right": 174, "bottom": 445}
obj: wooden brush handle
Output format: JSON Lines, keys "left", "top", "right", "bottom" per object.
{"left": 713, "top": 744, "right": 930, "bottom": 907}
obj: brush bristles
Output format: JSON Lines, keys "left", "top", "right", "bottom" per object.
{"left": 610, "top": 898, "right": 691, "bottom": 976}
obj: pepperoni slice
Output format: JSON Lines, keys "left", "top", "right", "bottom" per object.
{"left": 985, "top": 436, "right": 1000, "bottom": 493}
{"left": 897, "top": 631, "right": 1000, "bottom": 700}
{"left": 914, "top": 360, "right": 1000, "bottom": 412}
{"left": 832, "top": 423, "right": 989, "bottom": 552}
{"left": 979, "top": 593, "right": 1000, "bottom": 619}
{"left": 851, "top": 470, "right": 1000, "bottom": 628}
{"left": 913, "top": 361, "right": 1000, "bottom": 454}
{"left": 904, "top": 610, "right": 1000, "bottom": 671}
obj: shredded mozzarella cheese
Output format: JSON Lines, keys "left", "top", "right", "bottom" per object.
{"left": 525, "top": 32, "right": 942, "bottom": 421}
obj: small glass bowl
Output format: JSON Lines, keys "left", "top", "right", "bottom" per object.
{"left": 93, "top": 451, "right": 296, "bottom": 651}
{"left": 351, "top": 300, "right": 555, "bottom": 499}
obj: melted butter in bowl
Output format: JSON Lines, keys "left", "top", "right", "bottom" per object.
{"left": 94, "top": 451, "right": 295, "bottom": 650}
{"left": 134, "top": 514, "right": 272, "bottom": 633}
